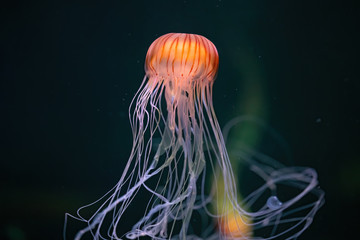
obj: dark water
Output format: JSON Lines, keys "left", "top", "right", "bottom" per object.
{"left": 1, "top": 1, "right": 358, "bottom": 239}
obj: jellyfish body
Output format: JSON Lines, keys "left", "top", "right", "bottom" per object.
{"left": 66, "top": 33, "right": 324, "bottom": 240}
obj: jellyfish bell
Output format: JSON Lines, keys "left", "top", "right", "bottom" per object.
{"left": 65, "top": 33, "right": 324, "bottom": 240}
{"left": 145, "top": 33, "right": 218, "bottom": 80}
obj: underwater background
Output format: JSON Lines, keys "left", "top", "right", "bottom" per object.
{"left": 1, "top": 0, "right": 358, "bottom": 239}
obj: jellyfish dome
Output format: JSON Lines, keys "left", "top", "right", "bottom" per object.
{"left": 65, "top": 33, "right": 324, "bottom": 240}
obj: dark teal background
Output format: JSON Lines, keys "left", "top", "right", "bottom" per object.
{"left": 1, "top": 0, "right": 359, "bottom": 239}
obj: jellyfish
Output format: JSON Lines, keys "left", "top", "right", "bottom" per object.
{"left": 65, "top": 33, "right": 324, "bottom": 240}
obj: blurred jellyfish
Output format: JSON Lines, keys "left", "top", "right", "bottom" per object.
{"left": 65, "top": 33, "right": 324, "bottom": 240}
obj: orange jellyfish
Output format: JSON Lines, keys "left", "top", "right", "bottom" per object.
{"left": 65, "top": 33, "right": 324, "bottom": 240}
